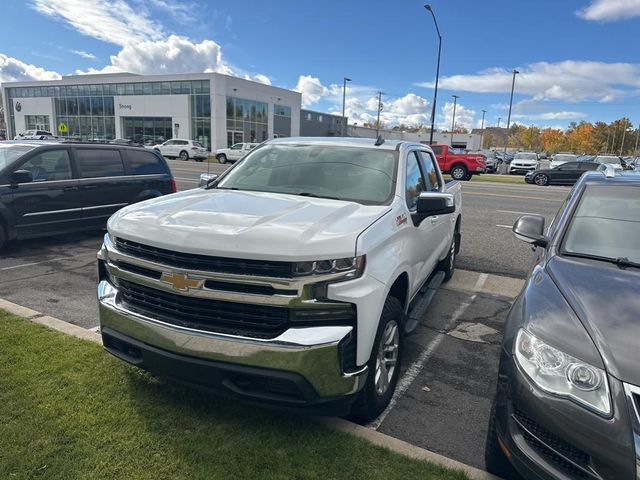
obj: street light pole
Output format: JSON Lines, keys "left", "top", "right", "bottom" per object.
{"left": 480, "top": 109, "right": 486, "bottom": 149}
{"left": 341, "top": 77, "right": 351, "bottom": 136}
{"left": 620, "top": 122, "right": 630, "bottom": 156}
{"left": 502, "top": 69, "right": 519, "bottom": 173}
{"left": 375, "top": 91, "right": 384, "bottom": 136}
{"left": 634, "top": 122, "right": 640, "bottom": 155}
{"left": 424, "top": 4, "right": 442, "bottom": 145}
{"left": 494, "top": 117, "right": 501, "bottom": 149}
{"left": 450, "top": 94, "right": 459, "bottom": 147}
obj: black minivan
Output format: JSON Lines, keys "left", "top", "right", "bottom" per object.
{"left": 0, "top": 141, "right": 176, "bottom": 250}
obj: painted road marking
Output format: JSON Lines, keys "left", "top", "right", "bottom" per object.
{"left": 368, "top": 273, "right": 488, "bottom": 430}
{"left": 448, "top": 322, "right": 500, "bottom": 343}
{"left": 464, "top": 192, "right": 562, "bottom": 202}
{"left": 174, "top": 177, "right": 198, "bottom": 182}
{"left": 496, "top": 209, "right": 539, "bottom": 215}
{"left": 0, "top": 253, "right": 96, "bottom": 271}
{"left": 496, "top": 224, "right": 512, "bottom": 228}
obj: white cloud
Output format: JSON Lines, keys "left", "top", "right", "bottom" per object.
{"left": 71, "top": 50, "right": 96, "bottom": 60}
{"left": 252, "top": 74, "right": 272, "bottom": 86}
{"left": 30, "top": 0, "right": 164, "bottom": 46}
{"left": 416, "top": 60, "right": 640, "bottom": 102}
{"left": 576, "top": 0, "right": 640, "bottom": 21}
{"left": 513, "top": 111, "right": 586, "bottom": 121}
{"left": 146, "top": 0, "right": 198, "bottom": 24}
{"left": 0, "top": 54, "right": 61, "bottom": 83}
{"left": 438, "top": 101, "right": 475, "bottom": 131}
{"left": 295, "top": 75, "right": 330, "bottom": 106}
{"left": 83, "top": 35, "right": 232, "bottom": 76}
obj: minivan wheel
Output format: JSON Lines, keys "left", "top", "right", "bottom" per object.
{"left": 350, "top": 296, "right": 405, "bottom": 423}
{"left": 217, "top": 154, "right": 227, "bottom": 164}
{"left": 485, "top": 399, "right": 519, "bottom": 478}
{"left": 179, "top": 150, "right": 189, "bottom": 161}
{"left": 534, "top": 173, "right": 549, "bottom": 186}
{"left": 450, "top": 165, "right": 468, "bottom": 181}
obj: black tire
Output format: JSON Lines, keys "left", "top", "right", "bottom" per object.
{"left": 217, "top": 154, "right": 227, "bottom": 164}
{"left": 0, "top": 223, "right": 5, "bottom": 251}
{"left": 533, "top": 173, "right": 549, "bottom": 186}
{"left": 450, "top": 164, "right": 468, "bottom": 181}
{"left": 179, "top": 150, "right": 189, "bottom": 161}
{"left": 350, "top": 297, "right": 405, "bottom": 423}
{"left": 438, "top": 225, "right": 459, "bottom": 282}
{"left": 485, "top": 399, "right": 519, "bottom": 478}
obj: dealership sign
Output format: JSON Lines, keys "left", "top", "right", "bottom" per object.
{"left": 15, "top": 101, "right": 21, "bottom": 112}
{"left": 119, "top": 104, "right": 132, "bottom": 110}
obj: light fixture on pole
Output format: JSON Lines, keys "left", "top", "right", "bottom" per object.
{"left": 450, "top": 94, "right": 459, "bottom": 147}
{"left": 503, "top": 69, "right": 519, "bottom": 173}
{"left": 480, "top": 109, "right": 486, "bottom": 149}
{"left": 341, "top": 77, "right": 351, "bottom": 136}
{"left": 620, "top": 122, "right": 632, "bottom": 156}
{"left": 424, "top": 4, "right": 442, "bottom": 145}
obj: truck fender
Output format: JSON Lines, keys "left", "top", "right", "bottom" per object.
{"left": 131, "top": 189, "right": 163, "bottom": 204}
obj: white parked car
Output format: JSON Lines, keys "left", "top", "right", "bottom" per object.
{"left": 97, "top": 137, "right": 462, "bottom": 421}
{"left": 15, "top": 130, "right": 56, "bottom": 140}
{"left": 550, "top": 153, "right": 577, "bottom": 169}
{"left": 152, "top": 139, "right": 208, "bottom": 162}
{"left": 215, "top": 142, "right": 259, "bottom": 164}
{"left": 509, "top": 152, "right": 540, "bottom": 174}
{"left": 593, "top": 155, "right": 624, "bottom": 171}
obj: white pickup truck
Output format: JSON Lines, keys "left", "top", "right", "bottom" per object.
{"left": 214, "top": 142, "right": 259, "bottom": 164}
{"left": 97, "top": 137, "right": 462, "bottom": 421}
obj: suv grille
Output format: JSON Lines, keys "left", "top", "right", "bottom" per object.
{"left": 115, "top": 237, "right": 294, "bottom": 278}
{"left": 513, "top": 409, "right": 596, "bottom": 480}
{"left": 119, "top": 280, "right": 289, "bottom": 338}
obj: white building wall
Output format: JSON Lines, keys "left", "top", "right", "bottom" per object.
{"left": 113, "top": 94, "right": 191, "bottom": 139}
{"left": 10, "top": 97, "right": 55, "bottom": 134}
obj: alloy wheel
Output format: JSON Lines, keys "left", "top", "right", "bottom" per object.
{"left": 375, "top": 320, "right": 400, "bottom": 396}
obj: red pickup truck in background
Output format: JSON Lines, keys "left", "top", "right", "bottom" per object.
{"left": 427, "top": 144, "right": 486, "bottom": 181}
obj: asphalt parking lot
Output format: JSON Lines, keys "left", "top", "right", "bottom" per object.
{"left": 0, "top": 158, "right": 562, "bottom": 469}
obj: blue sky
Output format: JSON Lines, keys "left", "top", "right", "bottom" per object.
{"left": 2, "top": 0, "right": 640, "bottom": 131}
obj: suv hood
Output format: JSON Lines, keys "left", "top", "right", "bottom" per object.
{"left": 108, "top": 189, "right": 390, "bottom": 261}
{"left": 548, "top": 256, "right": 640, "bottom": 385}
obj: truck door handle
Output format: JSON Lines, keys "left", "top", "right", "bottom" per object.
{"left": 430, "top": 216, "right": 438, "bottom": 225}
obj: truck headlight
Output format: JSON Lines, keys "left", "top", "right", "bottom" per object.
{"left": 293, "top": 256, "right": 365, "bottom": 279}
{"left": 515, "top": 329, "right": 611, "bottom": 416}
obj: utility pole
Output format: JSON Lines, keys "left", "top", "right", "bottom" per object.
{"left": 620, "top": 122, "right": 629, "bottom": 156}
{"left": 341, "top": 77, "right": 351, "bottom": 136}
{"left": 503, "top": 69, "right": 519, "bottom": 173}
{"left": 634, "top": 122, "right": 640, "bottom": 155}
{"left": 424, "top": 4, "right": 442, "bottom": 145}
{"left": 480, "top": 109, "right": 486, "bottom": 149}
{"left": 450, "top": 94, "right": 459, "bottom": 147}
{"left": 605, "top": 127, "right": 611, "bottom": 152}
{"left": 376, "top": 91, "right": 384, "bottom": 136}
{"left": 611, "top": 128, "right": 617, "bottom": 154}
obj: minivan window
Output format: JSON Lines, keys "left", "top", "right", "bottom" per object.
{"left": 126, "top": 150, "right": 166, "bottom": 174}
{"left": 20, "top": 149, "right": 72, "bottom": 181}
{"left": 0, "top": 145, "right": 36, "bottom": 170}
{"left": 76, "top": 149, "right": 125, "bottom": 178}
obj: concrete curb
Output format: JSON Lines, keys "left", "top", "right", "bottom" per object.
{"left": 0, "top": 298, "right": 102, "bottom": 344}
{"left": 322, "top": 418, "right": 501, "bottom": 480}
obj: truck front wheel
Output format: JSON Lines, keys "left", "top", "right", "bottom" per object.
{"left": 450, "top": 164, "right": 469, "bottom": 181}
{"left": 350, "top": 296, "right": 405, "bottom": 423}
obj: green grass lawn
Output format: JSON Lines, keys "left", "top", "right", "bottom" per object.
{"left": 444, "top": 174, "right": 525, "bottom": 184}
{"left": 0, "top": 311, "right": 467, "bottom": 480}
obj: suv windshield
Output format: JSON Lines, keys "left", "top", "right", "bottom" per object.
{"left": 595, "top": 156, "right": 621, "bottom": 164}
{"left": 217, "top": 144, "right": 398, "bottom": 205}
{"left": 554, "top": 154, "right": 577, "bottom": 162}
{"left": 563, "top": 185, "right": 640, "bottom": 264}
{"left": 0, "top": 144, "right": 37, "bottom": 170}
{"left": 514, "top": 153, "right": 537, "bottom": 160}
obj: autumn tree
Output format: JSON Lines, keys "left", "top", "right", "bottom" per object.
{"left": 521, "top": 126, "right": 542, "bottom": 151}
{"left": 540, "top": 128, "right": 565, "bottom": 153}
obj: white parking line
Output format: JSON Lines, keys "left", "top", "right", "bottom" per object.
{"left": 368, "top": 274, "right": 488, "bottom": 430}
{"left": 496, "top": 224, "right": 512, "bottom": 229}
{"left": 0, "top": 253, "right": 96, "bottom": 271}
{"left": 496, "top": 209, "right": 538, "bottom": 215}
{"left": 174, "top": 177, "right": 198, "bottom": 182}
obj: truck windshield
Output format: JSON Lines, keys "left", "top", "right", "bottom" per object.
{"left": 217, "top": 144, "right": 398, "bottom": 205}
{"left": 0, "top": 144, "right": 36, "bottom": 170}
{"left": 563, "top": 185, "right": 640, "bottom": 265}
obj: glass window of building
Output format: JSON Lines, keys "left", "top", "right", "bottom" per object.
{"left": 274, "top": 105, "right": 291, "bottom": 117}
{"left": 226, "top": 97, "right": 268, "bottom": 146}
{"left": 24, "top": 115, "right": 51, "bottom": 132}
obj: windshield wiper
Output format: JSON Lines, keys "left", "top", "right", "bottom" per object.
{"left": 295, "top": 192, "right": 341, "bottom": 201}
{"left": 564, "top": 252, "right": 640, "bottom": 269}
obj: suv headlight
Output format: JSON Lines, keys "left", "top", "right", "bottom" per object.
{"left": 515, "top": 329, "right": 611, "bottom": 416}
{"left": 292, "top": 256, "right": 365, "bottom": 279}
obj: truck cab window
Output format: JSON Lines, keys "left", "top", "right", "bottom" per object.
{"left": 405, "top": 151, "right": 426, "bottom": 210}
{"left": 419, "top": 151, "right": 441, "bottom": 191}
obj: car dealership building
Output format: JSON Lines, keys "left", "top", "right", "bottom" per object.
{"left": 1, "top": 72, "right": 307, "bottom": 150}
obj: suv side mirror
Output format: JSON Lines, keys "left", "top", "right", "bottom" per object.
{"left": 10, "top": 170, "right": 33, "bottom": 185}
{"left": 416, "top": 192, "right": 456, "bottom": 217}
{"left": 199, "top": 173, "right": 218, "bottom": 188}
{"left": 513, "top": 214, "right": 548, "bottom": 247}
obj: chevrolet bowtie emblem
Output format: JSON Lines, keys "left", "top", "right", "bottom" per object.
{"left": 160, "top": 272, "right": 201, "bottom": 291}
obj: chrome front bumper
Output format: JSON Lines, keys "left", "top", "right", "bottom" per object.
{"left": 98, "top": 280, "right": 367, "bottom": 399}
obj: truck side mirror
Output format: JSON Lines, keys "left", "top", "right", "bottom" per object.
{"left": 416, "top": 192, "right": 456, "bottom": 217}
{"left": 199, "top": 173, "right": 218, "bottom": 188}
{"left": 513, "top": 214, "right": 548, "bottom": 247}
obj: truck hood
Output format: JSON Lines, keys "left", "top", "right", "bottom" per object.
{"left": 547, "top": 256, "right": 640, "bottom": 385}
{"left": 108, "top": 189, "right": 391, "bottom": 261}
